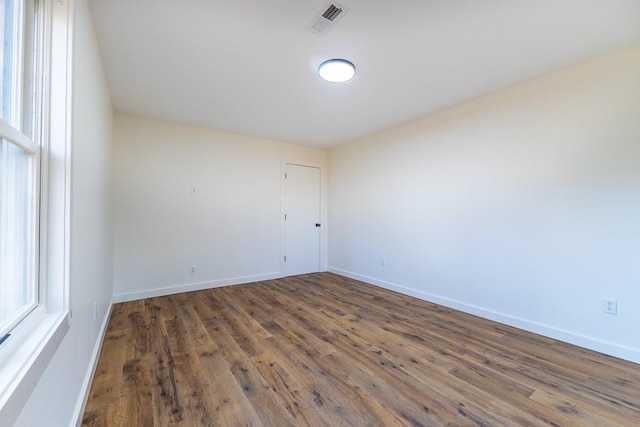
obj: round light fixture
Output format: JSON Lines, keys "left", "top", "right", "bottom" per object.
{"left": 318, "top": 59, "right": 356, "bottom": 83}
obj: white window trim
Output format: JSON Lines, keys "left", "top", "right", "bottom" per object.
{"left": 0, "top": 120, "right": 40, "bottom": 153}
{"left": 0, "top": 0, "right": 73, "bottom": 424}
{"left": 0, "top": 309, "right": 70, "bottom": 421}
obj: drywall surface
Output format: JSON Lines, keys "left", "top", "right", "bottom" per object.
{"left": 329, "top": 44, "right": 640, "bottom": 363}
{"left": 14, "top": 0, "right": 115, "bottom": 425}
{"left": 112, "top": 114, "right": 328, "bottom": 301}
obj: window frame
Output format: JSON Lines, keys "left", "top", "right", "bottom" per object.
{"left": 0, "top": 0, "right": 42, "bottom": 340}
{"left": 0, "top": 0, "right": 72, "bottom": 423}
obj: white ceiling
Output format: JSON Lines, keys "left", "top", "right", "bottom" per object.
{"left": 89, "top": 0, "right": 640, "bottom": 148}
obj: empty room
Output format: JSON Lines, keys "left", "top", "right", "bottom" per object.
{"left": 1, "top": 0, "right": 640, "bottom": 426}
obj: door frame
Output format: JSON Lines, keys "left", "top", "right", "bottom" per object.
{"left": 280, "top": 159, "right": 328, "bottom": 277}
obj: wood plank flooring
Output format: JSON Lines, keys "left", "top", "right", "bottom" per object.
{"left": 82, "top": 273, "right": 640, "bottom": 426}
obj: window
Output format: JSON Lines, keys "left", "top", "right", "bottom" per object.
{"left": 0, "top": 1, "right": 71, "bottom": 422}
{"left": 0, "top": 0, "right": 42, "bottom": 340}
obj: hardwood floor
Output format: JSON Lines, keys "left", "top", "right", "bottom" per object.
{"left": 82, "top": 273, "right": 640, "bottom": 426}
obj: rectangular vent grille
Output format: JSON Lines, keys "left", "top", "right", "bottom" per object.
{"left": 311, "top": 2, "right": 350, "bottom": 35}
{"left": 322, "top": 5, "right": 343, "bottom": 21}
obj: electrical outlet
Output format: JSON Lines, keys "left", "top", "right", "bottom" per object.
{"left": 189, "top": 265, "right": 196, "bottom": 275}
{"left": 602, "top": 298, "right": 617, "bottom": 315}
{"left": 93, "top": 301, "right": 98, "bottom": 320}
{"left": 379, "top": 257, "right": 386, "bottom": 267}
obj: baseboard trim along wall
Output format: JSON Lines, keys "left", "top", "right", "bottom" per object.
{"left": 72, "top": 303, "right": 113, "bottom": 427}
{"left": 328, "top": 267, "right": 640, "bottom": 365}
{"left": 112, "top": 273, "right": 282, "bottom": 303}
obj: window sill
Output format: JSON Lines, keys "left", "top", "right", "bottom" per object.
{"left": 0, "top": 307, "right": 71, "bottom": 425}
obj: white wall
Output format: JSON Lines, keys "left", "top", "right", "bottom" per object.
{"left": 112, "top": 114, "right": 327, "bottom": 301}
{"left": 14, "top": 0, "right": 114, "bottom": 425}
{"left": 329, "top": 44, "right": 640, "bottom": 363}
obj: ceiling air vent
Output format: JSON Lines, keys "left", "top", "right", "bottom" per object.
{"left": 311, "top": 2, "right": 350, "bottom": 35}
{"left": 322, "top": 5, "right": 343, "bottom": 21}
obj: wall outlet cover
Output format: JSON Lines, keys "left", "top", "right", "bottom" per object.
{"left": 602, "top": 298, "right": 617, "bottom": 315}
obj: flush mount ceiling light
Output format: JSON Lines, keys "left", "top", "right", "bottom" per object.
{"left": 318, "top": 59, "right": 356, "bottom": 83}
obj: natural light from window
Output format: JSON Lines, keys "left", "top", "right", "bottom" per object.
{"left": 0, "top": 0, "right": 40, "bottom": 341}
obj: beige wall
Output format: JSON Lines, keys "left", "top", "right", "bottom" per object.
{"left": 112, "top": 114, "right": 328, "bottom": 300}
{"left": 329, "top": 44, "right": 640, "bottom": 363}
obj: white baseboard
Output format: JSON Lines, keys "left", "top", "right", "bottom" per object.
{"left": 328, "top": 267, "right": 640, "bottom": 364}
{"left": 72, "top": 303, "right": 113, "bottom": 427}
{"left": 112, "top": 272, "right": 282, "bottom": 303}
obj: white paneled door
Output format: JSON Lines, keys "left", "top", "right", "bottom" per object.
{"left": 284, "top": 164, "right": 321, "bottom": 276}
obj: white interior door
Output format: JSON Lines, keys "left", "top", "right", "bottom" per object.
{"left": 284, "top": 164, "right": 321, "bottom": 276}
